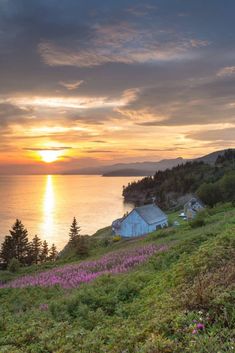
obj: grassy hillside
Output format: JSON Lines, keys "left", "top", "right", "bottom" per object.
{"left": 0, "top": 204, "right": 234, "bottom": 352}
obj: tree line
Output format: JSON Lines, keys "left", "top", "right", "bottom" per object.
{"left": 123, "top": 149, "right": 235, "bottom": 209}
{"left": 0, "top": 216, "right": 89, "bottom": 270}
{"left": 0, "top": 219, "right": 58, "bottom": 267}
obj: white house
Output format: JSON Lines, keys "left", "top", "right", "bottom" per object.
{"left": 112, "top": 204, "right": 168, "bottom": 238}
{"left": 184, "top": 197, "right": 204, "bottom": 220}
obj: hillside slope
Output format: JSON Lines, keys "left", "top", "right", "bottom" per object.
{"left": 0, "top": 204, "right": 234, "bottom": 352}
{"left": 123, "top": 149, "right": 235, "bottom": 207}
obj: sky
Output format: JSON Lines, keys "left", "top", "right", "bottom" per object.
{"left": 0, "top": 0, "right": 235, "bottom": 174}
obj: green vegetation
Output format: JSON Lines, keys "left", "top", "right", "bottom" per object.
{"left": 123, "top": 149, "right": 235, "bottom": 208}
{"left": 0, "top": 203, "right": 234, "bottom": 352}
{"left": 198, "top": 171, "right": 235, "bottom": 207}
{"left": 0, "top": 220, "right": 58, "bottom": 268}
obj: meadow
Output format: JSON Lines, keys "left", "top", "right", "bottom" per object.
{"left": 0, "top": 203, "right": 234, "bottom": 353}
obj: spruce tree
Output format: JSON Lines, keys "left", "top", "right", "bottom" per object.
{"left": 49, "top": 243, "right": 58, "bottom": 261}
{"left": 30, "top": 235, "right": 42, "bottom": 264}
{"left": 69, "top": 217, "right": 80, "bottom": 244}
{"left": 0, "top": 235, "right": 14, "bottom": 265}
{"left": 76, "top": 235, "right": 89, "bottom": 257}
{"left": 9, "top": 219, "right": 30, "bottom": 264}
{"left": 40, "top": 240, "right": 49, "bottom": 262}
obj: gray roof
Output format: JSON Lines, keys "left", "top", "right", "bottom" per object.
{"left": 184, "top": 197, "right": 204, "bottom": 209}
{"left": 134, "top": 204, "right": 167, "bottom": 225}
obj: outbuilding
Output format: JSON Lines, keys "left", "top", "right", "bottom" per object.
{"left": 184, "top": 197, "right": 204, "bottom": 220}
{"left": 112, "top": 204, "right": 168, "bottom": 238}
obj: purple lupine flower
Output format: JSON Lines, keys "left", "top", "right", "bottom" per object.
{"left": 0, "top": 244, "right": 168, "bottom": 289}
{"left": 196, "top": 323, "right": 205, "bottom": 330}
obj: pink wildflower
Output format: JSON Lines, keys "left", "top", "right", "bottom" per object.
{"left": 196, "top": 323, "right": 205, "bottom": 330}
{"left": 0, "top": 244, "right": 168, "bottom": 289}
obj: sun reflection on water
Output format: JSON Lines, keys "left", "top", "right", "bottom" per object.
{"left": 42, "top": 175, "right": 55, "bottom": 241}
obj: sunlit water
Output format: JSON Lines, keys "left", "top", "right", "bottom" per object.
{"left": 0, "top": 175, "right": 140, "bottom": 250}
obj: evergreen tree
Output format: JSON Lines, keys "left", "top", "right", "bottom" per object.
{"left": 76, "top": 235, "right": 89, "bottom": 257}
{"left": 9, "top": 219, "right": 30, "bottom": 264}
{"left": 69, "top": 217, "right": 80, "bottom": 244}
{"left": 30, "top": 235, "right": 42, "bottom": 264}
{"left": 0, "top": 235, "right": 14, "bottom": 265}
{"left": 40, "top": 240, "right": 49, "bottom": 263}
{"left": 49, "top": 243, "right": 58, "bottom": 261}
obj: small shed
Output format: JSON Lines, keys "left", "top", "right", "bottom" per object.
{"left": 112, "top": 204, "right": 168, "bottom": 238}
{"left": 184, "top": 197, "right": 204, "bottom": 220}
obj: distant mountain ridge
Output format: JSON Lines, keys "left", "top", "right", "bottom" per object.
{"left": 62, "top": 149, "right": 234, "bottom": 176}
{"left": 63, "top": 157, "right": 186, "bottom": 176}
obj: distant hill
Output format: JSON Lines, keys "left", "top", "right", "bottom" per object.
{"left": 196, "top": 149, "right": 232, "bottom": 164}
{"left": 63, "top": 157, "right": 186, "bottom": 176}
{"left": 62, "top": 149, "right": 235, "bottom": 176}
{"left": 122, "top": 148, "right": 235, "bottom": 208}
{"left": 103, "top": 168, "right": 153, "bottom": 177}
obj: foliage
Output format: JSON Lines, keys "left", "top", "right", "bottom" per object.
{"left": 198, "top": 171, "right": 235, "bottom": 207}
{"left": 123, "top": 149, "right": 235, "bottom": 208}
{"left": 1, "top": 244, "right": 165, "bottom": 289}
{"left": 7, "top": 258, "right": 20, "bottom": 273}
{"left": 65, "top": 217, "right": 89, "bottom": 258}
{"left": 69, "top": 217, "right": 80, "bottom": 244}
{"left": 0, "top": 204, "right": 234, "bottom": 352}
{"left": 49, "top": 243, "right": 58, "bottom": 261}
{"left": 29, "top": 235, "right": 42, "bottom": 264}
{"left": 189, "top": 211, "right": 207, "bottom": 228}
{"left": 0, "top": 220, "right": 56, "bottom": 267}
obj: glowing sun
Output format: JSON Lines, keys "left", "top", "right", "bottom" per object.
{"left": 39, "top": 150, "right": 60, "bottom": 163}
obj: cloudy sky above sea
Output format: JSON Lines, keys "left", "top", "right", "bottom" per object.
{"left": 0, "top": 0, "right": 235, "bottom": 173}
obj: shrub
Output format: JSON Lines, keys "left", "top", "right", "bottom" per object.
{"left": 197, "top": 182, "right": 223, "bottom": 207}
{"left": 189, "top": 211, "right": 207, "bottom": 229}
{"left": 7, "top": 258, "right": 20, "bottom": 273}
{"left": 190, "top": 218, "right": 206, "bottom": 229}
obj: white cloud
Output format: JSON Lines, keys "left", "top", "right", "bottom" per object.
{"left": 217, "top": 66, "right": 235, "bottom": 77}
{"left": 6, "top": 88, "right": 138, "bottom": 111}
{"left": 59, "top": 80, "right": 84, "bottom": 90}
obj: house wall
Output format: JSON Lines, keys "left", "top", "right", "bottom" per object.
{"left": 119, "top": 210, "right": 168, "bottom": 237}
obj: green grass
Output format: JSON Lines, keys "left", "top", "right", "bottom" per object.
{"left": 0, "top": 204, "right": 234, "bottom": 353}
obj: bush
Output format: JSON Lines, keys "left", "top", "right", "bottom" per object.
{"left": 189, "top": 212, "right": 207, "bottom": 228}
{"left": 7, "top": 258, "right": 21, "bottom": 273}
{"left": 197, "top": 182, "right": 223, "bottom": 207}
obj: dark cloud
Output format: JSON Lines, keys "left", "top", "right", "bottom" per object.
{"left": 187, "top": 127, "right": 235, "bottom": 141}
{"left": 0, "top": 103, "right": 32, "bottom": 127}
{"left": 123, "top": 75, "right": 235, "bottom": 126}
{"left": 1, "top": 0, "right": 235, "bottom": 172}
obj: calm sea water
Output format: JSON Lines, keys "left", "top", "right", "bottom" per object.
{"left": 0, "top": 175, "right": 140, "bottom": 249}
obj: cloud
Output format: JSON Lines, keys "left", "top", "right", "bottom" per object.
{"left": 116, "top": 75, "right": 235, "bottom": 127}
{"left": 126, "top": 4, "right": 157, "bottom": 17}
{"left": 217, "top": 66, "right": 235, "bottom": 77}
{"left": 59, "top": 80, "right": 84, "bottom": 90}
{"left": 0, "top": 103, "right": 33, "bottom": 127}
{"left": 23, "top": 147, "right": 72, "bottom": 151}
{"left": 9, "top": 89, "right": 137, "bottom": 110}
{"left": 186, "top": 127, "right": 235, "bottom": 141}
{"left": 38, "top": 23, "right": 209, "bottom": 68}
{"left": 84, "top": 149, "right": 113, "bottom": 153}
